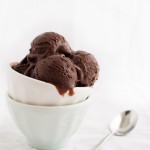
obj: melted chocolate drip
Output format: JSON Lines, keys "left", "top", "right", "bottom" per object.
{"left": 56, "top": 86, "right": 74, "bottom": 96}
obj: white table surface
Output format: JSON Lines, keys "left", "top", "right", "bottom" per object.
{"left": 0, "top": 0, "right": 150, "bottom": 149}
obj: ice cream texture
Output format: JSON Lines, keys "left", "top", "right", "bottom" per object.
{"left": 72, "top": 51, "right": 99, "bottom": 86}
{"left": 33, "top": 55, "right": 77, "bottom": 96}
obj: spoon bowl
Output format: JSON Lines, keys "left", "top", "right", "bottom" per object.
{"left": 110, "top": 110, "right": 138, "bottom": 136}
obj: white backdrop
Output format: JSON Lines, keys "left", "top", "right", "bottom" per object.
{"left": 0, "top": 0, "right": 150, "bottom": 150}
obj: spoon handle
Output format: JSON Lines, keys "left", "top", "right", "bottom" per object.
{"left": 95, "top": 132, "right": 114, "bottom": 150}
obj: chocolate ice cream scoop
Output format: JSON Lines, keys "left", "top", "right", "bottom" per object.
{"left": 12, "top": 63, "right": 29, "bottom": 75}
{"left": 13, "top": 32, "right": 73, "bottom": 77}
{"left": 72, "top": 51, "right": 99, "bottom": 86}
{"left": 30, "top": 32, "right": 73, "bottom": 60}
{"left": 12, "top": 55, "right": 36, "bottom": 77}
{"left": 33, "top": 55, "right": 78, "bottom": 96}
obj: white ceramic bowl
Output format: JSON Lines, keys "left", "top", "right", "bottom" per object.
{"left": 7, "top": 63, "right": 92, "bottom": 106}
{"left": 6, "top": 93, "right": 91, "bottom": 150}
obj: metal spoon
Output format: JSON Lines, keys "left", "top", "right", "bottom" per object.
{"left": 94, "top": 110, "right": 138, "bottom": 150}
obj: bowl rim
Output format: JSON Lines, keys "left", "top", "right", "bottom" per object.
{"left": 6, "top": 92, "right": 91, "bottom": 110}
{"left": 9, "top": 63, "right": 92, "bottom": 90}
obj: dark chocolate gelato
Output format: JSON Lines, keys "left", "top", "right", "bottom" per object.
{"left": 13, "top": 32, "right": 73, "bottom": 77}
{"left": 72, "top": 51, "right": 99, "bottom": 86}
{"left": 30, "top": 32, "right": 73, "bottom": 59}
{"left": 33, "top": 55, "right": 77, "bottom": 96}
{"left": 13, "top": 32, "right": 99, "bottom": 96}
